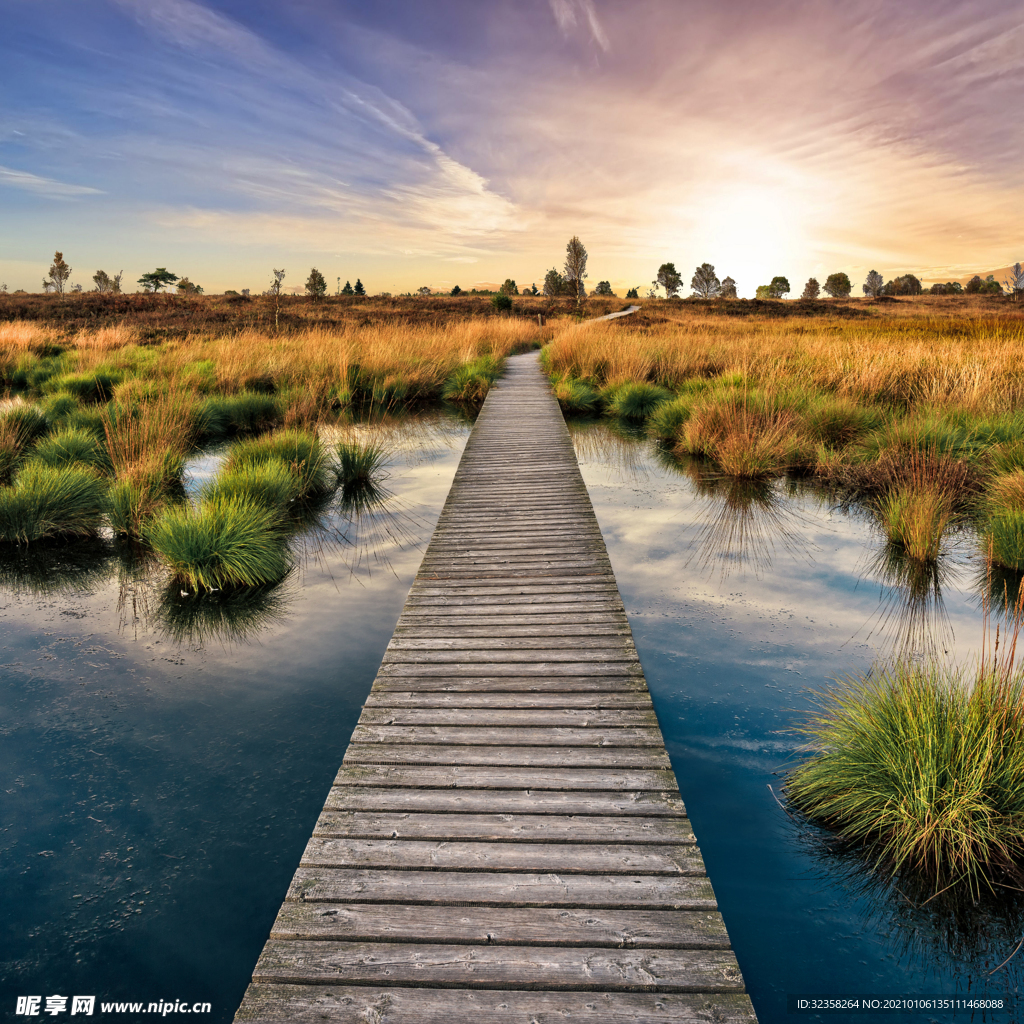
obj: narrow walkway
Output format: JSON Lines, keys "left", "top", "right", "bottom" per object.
{"left": 235, "top": 352, "right": 757, "bottom": 1023}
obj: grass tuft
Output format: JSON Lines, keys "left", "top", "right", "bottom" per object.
{"left": 786, "top": 662, "right": 1024, "bottom": 893}
{"left": 552, "top": 376, "right": 600, "bottom": 415}
{"left": 334, "top": 439, "right": 390, "bottom": 487}
{"left": 0, "top": 464, "right": 107, "bottom": 543}
{"left": 442, "top": 356, "right": 503, "bottom": 404}
{"left": 225, "top": 429, "right": 329, "bottom": 497}
{"left": 606, "top": 382, "right": 674, "bottom": 421}
{"left": 30, "top": 426, "right": 110, "bottom": 471}
{"left": 203, "top": 461, "right": 301, "bottom": 511}
{"left": 145, "top": 495, "right": 290, "bottom": 590}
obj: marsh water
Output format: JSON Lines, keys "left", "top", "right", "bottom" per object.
{"left": 1, "top": 411, "right": 1021, "bottom": 1023}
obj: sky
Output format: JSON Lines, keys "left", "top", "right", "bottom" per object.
{"left": 1, "top": 0, "right": 1022, "bottom": 297}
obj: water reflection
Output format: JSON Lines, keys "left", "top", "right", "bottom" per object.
{"left": 681, "top": 464, "right": 809, "bottom": 580}
{"left": 155, "top": 576, "right": 295, "bottom": 646}
{"left": 800, "top": 830, "right": 1024, "bottom": 992}
{"left": 567, "top": 418, "right": 650, "bottom": 484}
{"left": 861, "top": 543, "right": 957, "bottom": 660}
{"left": 0, "top": 538, "right": 118, "bottom": 596}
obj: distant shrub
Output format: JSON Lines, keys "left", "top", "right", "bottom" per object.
{"left": 491, "top": 292, "right": 513, "bottom": 312}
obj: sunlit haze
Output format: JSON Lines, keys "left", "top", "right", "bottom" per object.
{"left": 1, "top": 0, "right": 1021, "bottom": 296}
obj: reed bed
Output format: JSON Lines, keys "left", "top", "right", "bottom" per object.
{"left": 545, "top": 311, "right": 1024, "bottom": 565}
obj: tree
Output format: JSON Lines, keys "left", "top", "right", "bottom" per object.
{"left": 655, "top": 262, "right": 682, "bottom": 298}
{"left": 491, "top": 292, "right": 512, "bottom": 312}
{"left": 823, "top": 272, "right": 852, "bottom": 298}
{"left": 138, "top": 268, "right": 178, "bottom": 293}
{"left": 1003, "top": 263, "right": 1024, "bottom": 302}
{"left": 177, "top": 277, "right": 203, "bottom": 295}
{"left": 801, "top": 278, "right": 820, "bottom": 300}
{"left": 306, "top": 268, "right": 327, "bottom": 301}
{"left": 543, "top": 268, "right": 567, "bottom": 296}
{"left": 690, "top": 263, "right": 721, "bottom": 298}
{"left": 46, "top": 251, "right": 72, "bottom": 296}
{"left": 930, "top": 281, "right": 963, "bottom": 295}
{"left": 269, "top": 268, "right": 286, "bottom": 329}
{"left": 529, "top": 283, "right": 539, "bottom": 295}
{"left": 767, "top": 276, "right": 790, "bottom": 299}
{"left": 719, "top": 277, "right": 737, "bottom": 299}
{"left": 981, "top": 274, "right": 1003, "bottom": 295}
{"left": 625, "top": 287, "right": 639, "bottom": 299}
{"left": 450, "top": 285, "right": 462, "bottom": 296}
{"left": 883, "top": 274, "right": 922, "bottom": 296}
{"left": 563, "top": 236, "right": 588, "bottom": 305}
{"left": 92, "top": 269, "right": 122, "bottom": 293}
{"left": 341, "top": 280, "right": 354, "bottom": 295}
{"left": 594, "top": 281, "right": 614, "bottom": 296}
{"left": 863, "top": 270, "right": 884, "bottom": 297}
{"left": 499, "top": 279, "right": 519, "bottom": 296}
{"left": 417, "top": 286, "right": 432, "bottom": 296}
{"left": 755, "top": 285, "right": 771, "bottom": 299}
{"left": 353, "top": 279, "right": 365, "bottom": 296}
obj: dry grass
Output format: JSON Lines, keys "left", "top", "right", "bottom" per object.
{"left": 545, "top": 307, "right": 1024, "bottom": 413}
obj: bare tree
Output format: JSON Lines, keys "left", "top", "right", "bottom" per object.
{"left": 1003, "top": 262, "right": 1024, "bottom": 302}
{"left": 863, "top": 270, "right": 884, "bottom": 297}
{"left": 563, "top": 236, "right": 588, "bottom": 306}
{"left": 270, "top": 268, "right": 286, "bottom": 329}
{"left": 690, "top": 263, "right": 721, "bottom": 298}
{"left": 46, "top": 251, "right": 72, "bottom": 296}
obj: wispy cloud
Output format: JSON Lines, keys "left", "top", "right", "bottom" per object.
{"left": 549, "top": 0, "right": 610, "bottom": 51}
{"left": 0, "top": 165, "right": 102, "bottom": 198}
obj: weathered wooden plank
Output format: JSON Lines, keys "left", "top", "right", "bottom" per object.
{"left": 342, "top": 745, "right": 672, "bottom": 769}
{"left": 301, "top": 839, "right": 703, "bottom": 875}
{"left": 331, "top": 765, "right": 680, "bottom": 791}
{"left": 235, "top": 985, "right": 758, "bottom": 1023}
{"left": 393, "top": 623, "right": 632, "bottom": 638}
{"left": 385, "top": 636, "right": 634, "bottom": 651}
{"left": 356, "top": 708, "right": 659, "bottom": 728}
{"left": 312, "top": 812, "right": 694, "bottom": 844}
{"left": 362, "top": 692, "right": 655, "bottom": 711}
{"left": 252, "top": 940, "right": 744, "bottom": 992}
{"left": 324, "top": 786, "right": 683, "bottom": 815}
{"left": 287, "top": 868, "right": 718, "bottom": 909}
{"left": 270, "top": 903, "right": 729, "bottom": 948}
{"left": 367, "top": 677, "right": 651, "bottom": 693}
{"left": 348, "top": 726, "right": 662, "bottom": 747}
{"left": 377, "top": 661, "right": 644, "bottom": 676}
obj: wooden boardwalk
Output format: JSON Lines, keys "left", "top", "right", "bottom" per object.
{"left": 235, "top": 352, "right": 757, "bottom": 1023}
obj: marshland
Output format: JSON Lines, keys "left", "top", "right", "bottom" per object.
{"left": 5, "top": 293, "right": 1024, "bottom": 1019}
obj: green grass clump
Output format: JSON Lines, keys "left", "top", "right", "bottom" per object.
{"left": 203, "top": 461, "right": 301, "bottom": 511}
{"left": 606, "top": 382, "right": 674, "bottom": 421}
{"left": 43, "top": 370, "right": 122, "bottom": 403}
{"left": 802, "top": 397, "right": 885, "bottom": 448}
{"left": 0, "top": 464, "right": 107, "bottom": 543}
{"left": 29, "top": 426, "right": 110, "bottom": 471}
{"left": 108, "top": 474, "right": 172, "bottom": 538}
{"left": 225, "top": 429, "right": 328, "bottom": 497}
{"left": 0, "top": 405, "right": 50, "bottom": 480}
{"left": 552, "top": 376, "right": 600, "bottom": 415}
{"left": 648, "top": 396, "right": 694, "bottom": 441}
{"left": 40, "top": 392, "right": 82, "bottom": 424}
{"left": 442, "top": 356, "right": 502, "bottom": 404}
{"left": 786, "top": 663, "right": 1024, "bottom": 892}
{"left": 201, "top": 392, "right": 282, "bottom": 437}
{"left": 874, "top": 487, "right": 952, "bottom": 562}
{"left": 145, "top": 495, "right": 290, "bottom": 590}
{"left": 334, "top": 439, "right": 389, "bottom": 486}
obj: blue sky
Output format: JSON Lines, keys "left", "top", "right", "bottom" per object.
{"left": 1, "top": 0, "right": 1022, "bottom": 296}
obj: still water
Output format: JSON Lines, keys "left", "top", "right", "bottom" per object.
{"left": 1, "top": 412, "right": 1020, "bottom": 1023}
{"left": 570, "top": 419, "right": 1023, "bottom": 1024}
{"left": 0, "top": 413, "right": 470, "bottom": 1020}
